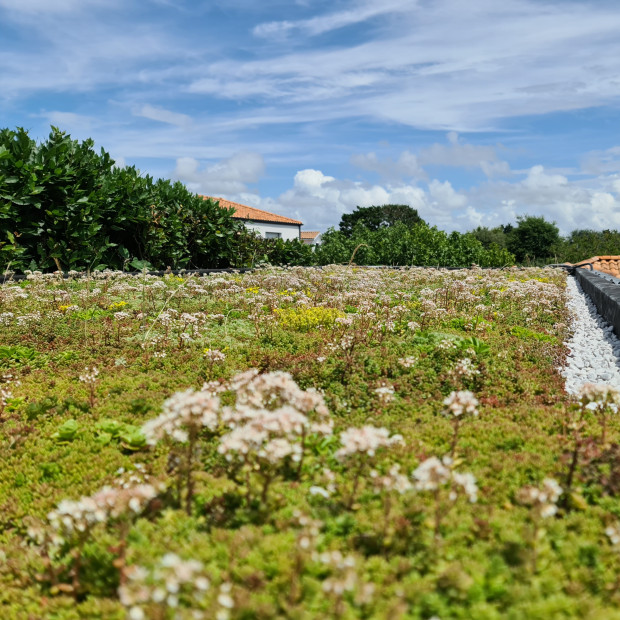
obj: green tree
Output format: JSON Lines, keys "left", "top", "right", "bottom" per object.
{"left": 339, "top": 204, "right": 424, "bottom": 237}
{"left": 469, "top": 226, "right": 508, "bottom": 249}
{"left": 506, "top": 215, "right": 560, "bottom": 262}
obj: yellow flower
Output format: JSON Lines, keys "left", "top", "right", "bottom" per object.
{"left": 275, "top": 306, "right": 345, "bottom": 332}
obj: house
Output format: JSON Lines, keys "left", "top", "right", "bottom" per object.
{"left": 202, "top": 196, "right": 302, "bottom": 241}
{"left": 300, "top": 231, "right": 322, "bottom": 246}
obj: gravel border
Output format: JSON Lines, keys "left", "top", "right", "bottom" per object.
{"left": 562, "top": 275, "right": 620, "bottom": 394}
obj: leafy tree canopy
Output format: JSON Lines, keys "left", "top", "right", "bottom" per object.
{"left": 469, "top": 226, "right": 508, "bottom": 250}
{"left": 339, "top": 204, "right": 424, "bottom": 237}
{"left": 505, "top": 215, "right": 560, "bottom": 262}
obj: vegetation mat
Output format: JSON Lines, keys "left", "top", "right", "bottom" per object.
{"left": 0, "top": 266, "right": 618, "bottom": 619}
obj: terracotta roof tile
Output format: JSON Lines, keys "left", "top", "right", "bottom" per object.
{"left": 202, "top": 196, "right": 302, "bottom": 225}
{"left": 300, "top": 231, "right": 320, "bottom": 239}
{"left": 569, "top": 255, "right": 620, "bottom": 277}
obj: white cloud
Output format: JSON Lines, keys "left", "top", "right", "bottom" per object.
{"left": 480, "top": 160, "right": 511, "bottom": 178}
{"left": 253, "top": 0, "right": 413, "bottom": 38}
{"left": 521, "top": 165, "right": 568, "bottom": 193}
{"left": 351, "top": 150, "right": 425, "bottom": 180}
{"left": 277, "top": 168, "right": 433, "bottom": 231}
{"left": 418, "top": 133, "right": 500, "bottom": 168}
{"left": 135, "top": 104, "right": 192, "bottom": 128}
{"left": 293, "top": 168, "right": 335, "bottom": 190}
{"left": 466, "top": 165, "right": 620, "bottom": 234}
{"left": 428, "top": 179, "right": 468, "bottom": 208}
{"left": 351, "top": 136, "right": 509, "bottom": 182}
{"left": 173, "top": 152, "right": 266, "bottom": 195}
{"left": 581, "top": 146, "right": 620, "bottom": 175}
{"left": 260, "top": 160, "right": 620, "bottom": 236}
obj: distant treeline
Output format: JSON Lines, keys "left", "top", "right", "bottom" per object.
{"left": 469, "top": 219, "right": 620, "bottom": 265}
{"left": 0, "top": 127, "right": 614, "bottom": 272}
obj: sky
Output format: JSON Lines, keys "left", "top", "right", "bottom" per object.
{"left": 3, "top": 0, "right": 620, "bottom": 235}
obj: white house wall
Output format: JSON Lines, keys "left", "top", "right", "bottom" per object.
{"left": 243, "top": 221, "right": 300, "bottom": 241}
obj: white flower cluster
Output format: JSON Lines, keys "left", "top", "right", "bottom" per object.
{"left": 142, "top": 389, "right": 220, "bottom": 445}
{"left": 412, "top": 456, "right": 478, "bottom": 503}
{"left": 227, "top": 370, "right": 329, "bottom": 418}
{"left": 451, "top": 471, "right": 479, "bottom": 503}
{"left": 0, "top": 386, "right": 13, "bottom": 407}
{"left": 309, "top": 469, "right": 337, "bottom": 499}
{"left": 335, "top": 426, "right": 403, "bottom": 461}
{"left": 47, "top": 483, "right": 158, "bottom": 538}
{"left": 606, "top": 523, "right": 620, "bottom": 546}
{"left": 16, "top": 311, "right": 42, "bottom": 326}
{"left": 327, "top": 334, "right": 354, "bottom": 353}
{"left": 516, "top": 478, "right": 563, "bottom": 518}
{"left": 412, "top": 456, "right": 450, "bottom": 491}
{"left": 317, "top": 550, "right": 357, "bottom": 595}
{"left": 452, "top": 358, "right": 480, "bottom": 380}
{"left": 118, "top": 553, "right": 226, "bottom": 620}
{"left": 0, "top": 374, "right": 18, "bottom": 412}
{"left": 218, "top": 422, "right": 303, "bottom": 464}
{"left": 79, "top": 366, "right": 99, "bottom": 386}
{"left": 114, "top": 463, "right": 160, "bottom": 489}
{"left": 605, "top": 523, "right": 620, "bottom": 547}
{"left": 217, "top": 395, "right": 328, "bottom": 465}
{"left": 374, "top": 385, "right": 395, "bottom": 405}
{"left": 370, "top": 464, "right": 413, "bottom": 494}
{"left": 398, "top": 355, "right": 417, "bottom": 368}
{"left": 315, "top": 550, "right": 375, "bottom": 606}
{"left": 205, "top": 348, "right": 226, "bottom": 362}
{"left": 436, "top": 337, "right": 456, "bottom": 350}
{"left": 293, "top": 511, "right": 322, "bottom": 551}
{"left": 143, "top": 371, "right": 335, "bottom": 479}
{"left": 443, "top": 390, "right": 479, "bottom": 418}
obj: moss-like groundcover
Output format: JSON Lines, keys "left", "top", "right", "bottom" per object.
{"left": 0, "top": 266, "right": 619, "bottom": 619}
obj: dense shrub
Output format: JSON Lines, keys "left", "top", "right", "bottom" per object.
{"left": 315, "top": 222, "right": 515, "bottom": 267}
{"left": 0, "top": 127, "right": 242, "bottom": 272}
{"left": 229, "top": 230, "right": 317, "bottom": 267}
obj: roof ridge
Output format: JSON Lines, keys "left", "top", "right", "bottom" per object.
{"left": 201, "top": 195, "right": 303, "bottom": 225}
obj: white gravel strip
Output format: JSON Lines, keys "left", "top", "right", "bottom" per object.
{"left": 562, "top": 275, "right": 620, "bottom": 394}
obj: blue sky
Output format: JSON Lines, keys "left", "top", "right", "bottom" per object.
{"left": 3, "top": 0, "right": 620, "bottom": 234}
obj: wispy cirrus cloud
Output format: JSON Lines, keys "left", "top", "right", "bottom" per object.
{"left": 135, "top": 105, "right": 192, "bottom": 128}
{"left": 189, "top": 0, "right": 620, "bottom": 132}
{"left": 253, "top": 0, "right": 414, "bottom": 38}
